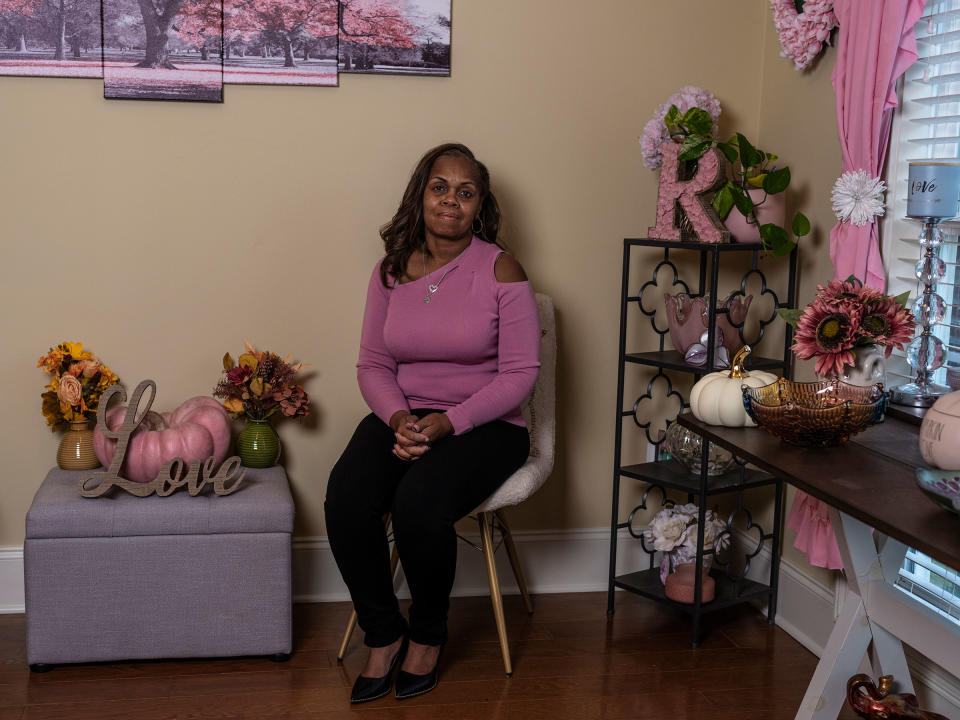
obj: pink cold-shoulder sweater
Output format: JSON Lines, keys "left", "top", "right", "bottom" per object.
{"left": 357, "top": 236, "right": 541, "bottom": 435}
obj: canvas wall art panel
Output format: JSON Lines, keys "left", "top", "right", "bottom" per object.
{"left": 339, "top": 0, "right": 450, "bottom": 76}
{"left": 0, "top": 0, "right": 102, "bottom": 78}
{"left": 102, "top": 0, "right": 224, "bottom": 101}
{"left": 223, "top": 0, "right": 337, "bottom": 86}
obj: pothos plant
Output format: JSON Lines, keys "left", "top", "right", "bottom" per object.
{"left": 664, "top": 104, "right": 810, "bottom": 257}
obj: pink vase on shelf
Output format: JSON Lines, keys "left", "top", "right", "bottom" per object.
{"left": 724, "top": 188, "right": 786, "bottom": 243}
{"left": 664, "top": 561, "right": 715, "bottom": 604}
{"left": 663, "top": 292, "right": 752, "bottom": 357}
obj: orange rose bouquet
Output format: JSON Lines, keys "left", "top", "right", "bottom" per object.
{"left": 37, "top": 342, "right": 120, "bottom": 430}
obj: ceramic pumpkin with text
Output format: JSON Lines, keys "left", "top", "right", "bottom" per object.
{"left": 919, "top": 391, "right": 960, "bottom": 469}
{"left": 689, "top": 346, "right": 778, "bottom": 427}
{"left": 93, "top": 396, "right": 231, "bottom": 483}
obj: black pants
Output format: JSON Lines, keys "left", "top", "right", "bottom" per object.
{"left": 325, "top": 409, "right": 529, "bottom": 647}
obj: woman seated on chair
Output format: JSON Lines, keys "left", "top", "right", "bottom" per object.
{"left": 324, "top": 142, "right": 541, "bottom": 703}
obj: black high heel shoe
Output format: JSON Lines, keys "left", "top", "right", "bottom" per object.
{"left": 394, "top": 643, "right": 444, "bottom": 700}
{"left": 350, "top": 635, "right": 409, "bottom": 704}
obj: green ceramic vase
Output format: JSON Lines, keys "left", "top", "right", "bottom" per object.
{"left": 237, "top": 418, "right": 280, "bottom": 468}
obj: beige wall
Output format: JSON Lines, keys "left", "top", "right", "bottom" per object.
{"left": 0, "top": 0, "right": 839, "bottom": 594}
{"left": 752, "top": 15, "right": 840, "bottom": 588}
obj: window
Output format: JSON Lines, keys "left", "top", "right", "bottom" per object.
{"left": 884, "top": 0, "right": 960, "bottom": 626}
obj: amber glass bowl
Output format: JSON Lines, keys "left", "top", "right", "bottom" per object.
{"left": 742, "top": 378, "right": 888, "bottom": 447}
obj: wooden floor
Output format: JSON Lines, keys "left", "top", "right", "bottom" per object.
{"left": 0, "top": 592, "right": 858, "bottom": 719}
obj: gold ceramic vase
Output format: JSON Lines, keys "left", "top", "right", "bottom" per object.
{"left": 57, "top": 419, "right": 100, "bottom": 470}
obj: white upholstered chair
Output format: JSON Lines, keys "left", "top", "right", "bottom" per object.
{"left": 337, "top": 293, "right": 557, "bottom": 677}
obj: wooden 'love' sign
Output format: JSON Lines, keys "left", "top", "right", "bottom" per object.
{"left": 80, "top": 379, "right": 246, "bottom": 499}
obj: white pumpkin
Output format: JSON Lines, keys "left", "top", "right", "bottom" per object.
{"left": 689, "top": 346, "right": 778, "bottom": 427}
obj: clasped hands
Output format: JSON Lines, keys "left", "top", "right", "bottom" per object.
{"left": 389, "top": 411, "right": 453, "bottom": 461}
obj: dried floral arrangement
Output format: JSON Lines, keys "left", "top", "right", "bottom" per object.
{"left": 778, "top": 277, "right": 916, "bottom": 378}
{"left": 214, "top": 341, "right": 310, "bottom": 420}
{"left": 37, "top": 342, "right": 120, "bottom": 429}
{"left": 644, "top": 503, "right": 729, "bottom": 583}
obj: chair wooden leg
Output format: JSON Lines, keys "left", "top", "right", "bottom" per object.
{"left": 337, "top": 609, "right": 358, "bottom": 662}
{"left": 337, "top": 519, "right": 400, "bottom": 662}
{"left": 479, "top": 511, "right": 513, "bottom": 676}
{"left": 496, "top": 509, "right": 533, "bottom": 615}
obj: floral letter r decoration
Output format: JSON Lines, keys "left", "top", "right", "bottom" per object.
{"left": 648, "top": 142, "right": 730, "bottom": 244}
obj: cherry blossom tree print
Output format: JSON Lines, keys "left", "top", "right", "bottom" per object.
{"left": 222, "top": 0, "right": 336, "bottom": 85}
{"left": 0, "top": 0, "right": 102, "bottom": 77}
{"left": 102, "top": 0, "right": 224, "bottom": 101}
{"left": 338, "top": 0, "right": 449, "bottom": 76}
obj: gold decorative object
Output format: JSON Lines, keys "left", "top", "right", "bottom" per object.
{"left": 743, "top": 378, "right": 887, "bottom": 447}
{"left": 79, "top": 380, "right": 245, "bottom": 499}
{"left": 847, "top": 674, "right": 949, "bottom": 719}
{"left": 56, "top": 419, "right": 99, "bottom": 471}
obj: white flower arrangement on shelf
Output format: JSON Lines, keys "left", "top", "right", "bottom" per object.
{"left": 643, "top": 503, "right": 729, "bottom": 583}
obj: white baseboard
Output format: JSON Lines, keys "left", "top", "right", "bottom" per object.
{"left": 0, "top": 547, "right": 23, "bottom": 614}
{"left": 291, "top": 527, "right": 629, "bottom": 602}
{"left": 2, "top": 528, "right": 959, "bottom": 715}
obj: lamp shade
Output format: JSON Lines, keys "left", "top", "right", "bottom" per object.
{"left": 907, "top": 162, "right": 960, "bottom": 219}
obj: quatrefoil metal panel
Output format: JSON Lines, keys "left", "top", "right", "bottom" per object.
{"left": 637, "top": 258, "right": 690, "bottom": 338}
{"left": 726, "top": 267, "right": 782, "bottom": 348}
{"left": 631, "top": 370, "right": 684, "bottom": 445}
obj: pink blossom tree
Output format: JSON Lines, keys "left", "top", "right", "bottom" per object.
{"left": 338, "top": 0, "right": 416, "bottom": 71}
{"left": 226, "top": 0, "right": 335, "bottom": 68}
{"left": 172, "top": 0, "right": 220, "bottom": 59}
{"left": 0, "top": 0, "right": 42, "bottom": 52}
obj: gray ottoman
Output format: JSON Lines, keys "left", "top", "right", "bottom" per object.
{"left": 24, "top": 466, "right": 294, "bottom": 669}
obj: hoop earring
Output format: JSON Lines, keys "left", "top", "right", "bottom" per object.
{"left": 472, "top": 215, "right": 485, "bottom": 238}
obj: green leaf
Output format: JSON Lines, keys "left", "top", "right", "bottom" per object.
{"left": 678, "top": 135, "right": 711, "bottom": 161}
{"left": 716, "top": 141, "right": 738, "bottom": 163}
{"left": 760, "top": 223, "right": 795, "bottom": 256}
{"left": 843, "top": 274, "right": 862, "bottom": 286}
{"left": 766, "top": 153, "right": 778, "bottom": 163}
{"left": 683, "top": 107, "right": 713, "bottom": 137}
{"left": 762, "top": 166, "right": 791, "bottom": 195}
{"left": 776, "top": 308, "right": 804, "bottom": 328}
{"left": 736, "top": 133, "right": 762, "bottom": 170}
{"left": 893, "top": 290, "right": 911, "bottom": 308}
{"left": 730, "top": 184, "right": 755, "bottom": 217}
{"left": 791, "top": 211, "right": 811, "bottom": 237}
{"left": 727, "top": 135, "right": 739, "bottom": 146}
{"left": 712, "top": 183, "right": 736, "bottom": 220}
{"left": 664, "top": 104, "right": 681, "bottom": 128}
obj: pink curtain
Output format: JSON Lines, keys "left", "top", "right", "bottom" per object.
{"left": 789, "top": 0, "right": 925, "bottom": 571}
{"left": 829, "top": 0, "right": 925, "bottom": 290}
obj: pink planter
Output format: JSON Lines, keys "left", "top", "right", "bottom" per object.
{"left": 664, "top": 562, "right": 715, "bottom": 604}
{"left": 724, "top": 188, "right": 787, "bottom": 243}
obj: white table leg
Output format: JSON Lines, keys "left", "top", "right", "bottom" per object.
{"left": 794, "top": 590, "right": 873, "bottom": 719}
{"left": 867, "top": 620, "right": 914, "bottom": 695}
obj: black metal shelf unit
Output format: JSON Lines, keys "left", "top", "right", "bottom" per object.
{"left": 606, "top": 237, "right": 798, "bottom": 647}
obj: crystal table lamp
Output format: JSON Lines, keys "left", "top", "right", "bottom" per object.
{"left": 891, "top": 162, "right": 960, "bottom": 407}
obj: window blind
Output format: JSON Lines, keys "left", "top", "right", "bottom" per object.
{"left": 884, "top": 0, "right": 960, "bottom": 625}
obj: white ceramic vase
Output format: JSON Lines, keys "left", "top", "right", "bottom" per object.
{"left": 841, "top": 345, "right": 887, "bottom": 389}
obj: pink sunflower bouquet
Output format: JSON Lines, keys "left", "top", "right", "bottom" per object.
{"left": 779, "top": 277, "right": 916, "bottom": 378}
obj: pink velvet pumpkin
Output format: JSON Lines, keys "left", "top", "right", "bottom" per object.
{"left": 93, "top": 397, "right": 232, "bottom": 483}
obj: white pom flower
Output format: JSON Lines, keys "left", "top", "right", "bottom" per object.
{"left": 831, "top": 170, "right": 887, "bottom": 226}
